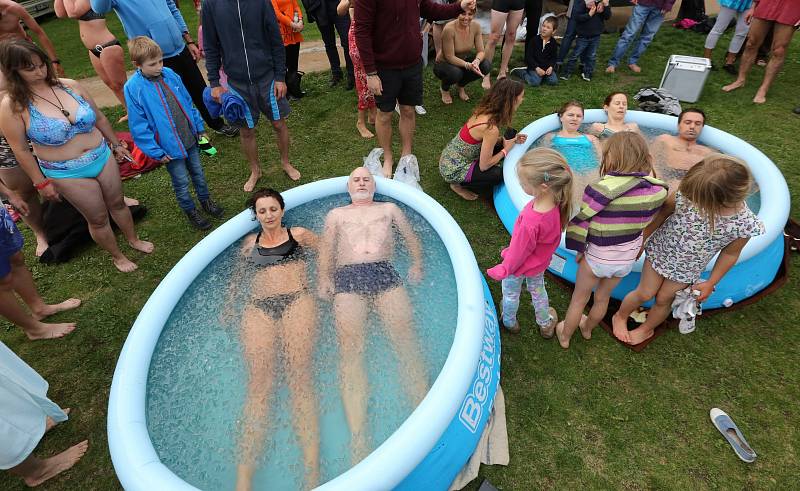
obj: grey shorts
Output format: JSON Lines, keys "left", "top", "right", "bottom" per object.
{"left": 227, "top": 77, "right": 291, "bottom": 126}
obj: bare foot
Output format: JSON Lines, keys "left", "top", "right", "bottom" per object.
{"left": 753, "top": 89, "right": 767, "bottom": 104}
{"left": 628, "top": 64, "right": 642, "bottom": 73}
{"left": 123, "top": 196, "right": 139, "bottom": 206}
{"left": 25, "top": 322, "right": 76, "bottom": 340}
{"left": 22, "top": 440, "right": 89, "bottom": 487}
{"left": 497, "top": 70, "right": 507, "bottom": 80}
{"left": 611, "top": 313, "right": 631, "bottom": 343}
{"left": 449, "top": 183, "right": 478, "bottom": 200}
{"left": 282, "top": 163, "right": 301, "bottom": 181}
{"left": 34, "top": 236, "right": 49, "bottom": 257}
{"left": 45, "top": 408, "right": 70, "bottom": 433}
{"left": 578, "top": 314, "right": 592, "bottom": 340}
{"left": 722, "top": 79, "right": 745, "bottom": 92}
{"left": 555, "top": 321, "right": 570, "bottom": 349}
{"left": 243, "top": 172, "right": 261, "bottom": 192}
{"left": 382, "top": 161, "right": 393, "bottom": 178}
{"left": 458, "top": 88, "right": 469, "bottom": 101}
{"left": 627, "top": 326, "right": 654, "bottom": 345}
{"left": 605, "top": 65, "right": 616, "bottom": 73}
{"left": 117, "top": 114, "right": 128, "bottom": 123}
{"left": 356, "top": 121, "right": 374, "bottom": 138}
{"left": 440, "top": 89, "right": 453, "bottom": 105}
{"left": 481, "top": 75, "right": 491, "bottom": 90}
{"left": 33, "top": 298, "right": 81, "bottom": 321}
{"left": 113, "top": 257, "right": 138, "bottom": 273}
{"left": 129, "top": 239, "right": 154, "bottom": 254}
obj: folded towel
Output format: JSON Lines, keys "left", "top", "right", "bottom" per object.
{"left": 202, "top": 87, "right": 254, "bottom": 128}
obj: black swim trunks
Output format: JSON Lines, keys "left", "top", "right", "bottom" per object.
{"left": 492, "top": 0, "right": 525, "bottom": 13}
{"left": 334, "top": 260, "right": 402, "bottom": 296}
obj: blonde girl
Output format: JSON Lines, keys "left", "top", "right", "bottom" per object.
{"left": 556, "top": 132, "right": 668, "bottom": 348}
{"left": 487, "top": 147, "right": 573, "bottom": 337}
{"left": 612, "top": 154, "right": 764, "bottom": 345}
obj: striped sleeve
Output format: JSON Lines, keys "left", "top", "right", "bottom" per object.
{"left": 565, "top": 182, "right": 615, "bottom": 252}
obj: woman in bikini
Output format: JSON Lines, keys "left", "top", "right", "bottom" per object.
{"left": 232, "top": 188, "right": 320, "bottom": 491}
{"left": 589, "top": 92, "right": 639, "bottom": 139}
{"left": 54, "top": 0, "right": 128, "bottom": 122}
{"left": 0, "top": 39, "right": 152, "bottom": 273}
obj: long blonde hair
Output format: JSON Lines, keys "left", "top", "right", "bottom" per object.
{"left": 679, "top": 153, "right": 752, "bottom": 230}
{"left": 517, "top": 147, "right": 574, "bottom": 229}
{"left": 599, "top": 131, "right": 653, "bottom": 176}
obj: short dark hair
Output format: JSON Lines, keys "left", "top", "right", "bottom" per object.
{"left": 542, "top": 16, "right": 558, "bottom": 30}
{"left": 247, "top": 188, "right": 284, "bottom": 215}
{"left": 678, "top": 108, "right": 706, "bottom": 125}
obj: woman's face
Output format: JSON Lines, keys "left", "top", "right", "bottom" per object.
{"left": 560, "top": 105, "right": 583, "bottom": 132}
{"left": 254, "top": 196, "right": 284, "bottom": 230}
{"left": 513, "top": 90, "right": 525, "bottom": 111}
{"left": 604, "top": 94, "right": 628, "bottom": 119}
{"left": 458, "top": 10, "right": 474, "bottom": 26}
{"left": 17, "top": 56, "right": 48, "bottom": 85}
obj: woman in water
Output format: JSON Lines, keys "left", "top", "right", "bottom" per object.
{"left": 542, "top": 100, "right": 602, "bottom": 175}
{"left": 0, "top": 39, "right": 153, "bottom": 272}
{"left": 589, "top": 92, "right": 639, "bottom": 138}
{"left": 231, "top": 188, "right": 320, "bottom": 491}
{"left": 54, "top": 0, "right": 129, "bottom": 122}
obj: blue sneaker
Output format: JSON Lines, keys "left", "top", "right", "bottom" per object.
{"left": 710, "top": 408, "right": 757, "bottom": 463}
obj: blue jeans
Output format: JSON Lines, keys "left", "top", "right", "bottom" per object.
{"left": 165, "top": 144, "right": 210, "bottom": 212}
{"left": 557, "top": 9, "right": 578, "bottom": 64}
{"left": 563, "top": 35, "right": 600, "bottom": 78}
{"left": 519, "top": 69, "right": 559, "bottom": 86}
{"left": 608, "top": 4, "right": 665, "bottom": 67}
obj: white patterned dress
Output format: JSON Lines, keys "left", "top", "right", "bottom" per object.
{"left": 644, "top": 192, "right": 765, "bottom": 284}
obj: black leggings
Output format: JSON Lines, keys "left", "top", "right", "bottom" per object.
{"left": 318, "top": 12, "right": 353, "bottom": 77}
{"left": 285, "top": 43, "right": 300, "bottom": 74}
{"left": 433, "top": 58, "right": 492, "bottom": 90}
{"left": 163, "top": 46, "right": 224, "bottom": 131}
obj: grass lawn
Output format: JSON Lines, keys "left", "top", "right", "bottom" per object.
{"left": 2, "top": 9, "right": 799, "bottom": 490}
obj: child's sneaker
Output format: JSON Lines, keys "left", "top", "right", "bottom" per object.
{"left": 559, "top": 75, "right": 570, "bottom": 81}
{"left": 581, "top": 73, "right": 591, "bottom": 82}
{"left": 186, "top": 208, "right": 212, "bottom": 230}
{"left": 509, "top": 67, "right": 527, "bottom": 81}
{"left": 198, "top": 136, "right": 217, "bottom": 156}
{"left": 539, "top": 307, "right": 558, "bottom": 339}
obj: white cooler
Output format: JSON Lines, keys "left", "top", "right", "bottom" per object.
{"left": 659, "top": 55, "right": 712, "bottom": 103}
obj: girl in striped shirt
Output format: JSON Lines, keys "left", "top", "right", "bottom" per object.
{"left": 556, "top": 132, "right": 668, "bottom": 349}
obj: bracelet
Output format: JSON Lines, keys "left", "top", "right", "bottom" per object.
{"left": 34, "top": 178, "right": 52, "bottom": 190}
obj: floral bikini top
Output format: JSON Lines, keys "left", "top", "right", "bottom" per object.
{"left": 26, "top": 86, "right": 96, "bottom": 147}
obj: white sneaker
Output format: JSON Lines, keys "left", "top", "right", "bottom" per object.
{"left": 415, "top": 105, "right": 427, "bottom": 115}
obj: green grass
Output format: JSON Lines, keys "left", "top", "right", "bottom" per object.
{"left": 2, "top": 18, "right": 799, "bottom": 490}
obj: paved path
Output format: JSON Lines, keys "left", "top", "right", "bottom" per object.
{"left": 84, "top": 40, "right": 341, "bottom": 108}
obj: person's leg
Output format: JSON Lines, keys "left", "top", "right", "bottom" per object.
{"left": 279, "top": 293, "right": 320, "bottom": 488}
{"left": 627, "top": 278, "right": 688, "bottom": 344}
{"left": 627, "top": 6, "right": 664, "bottom": 68}
{"left": 165, "top": 157, "right": 195, "bottom": 212}
{"left": 581, "top": 275, "right": 623, "bottom": 337}
{"left": 235, "top": 305, "right": 277, "bottom": 491}
{"left": 398, "top": 104, "right": 416, "bottom": 162}
{"left": 580, "top": 35, "right": 600, "bottom": 78}
{"left": 8, "top": 251, "right": 80, "bottom": 321}
{"left": 375, "top": 109, "right": 394, "bottom": 177}
{"left": 525, "top": 70, "right": 544, "bottom": 86}
{"left": 94, "top": 156, "right": 153, "bottom": 255}
{"left": 725, "top": 11, "right": 751, "bottom": 65}
{"left": 607, "top": 3, "right": 648, "bottom": 69}
{"left": 433, "top": 23, "right": 445, "bottom": 59}
{"left": 285, "top": 42, "right": 300, "bottom": 75}
{"left": 270, "top": 118, "right": 300, "bottom": 180}
{"left": 483, "top": 10, "right": 509, "bottom": 88}
{"left": 611, "top": 259, "right": 664, "bottom": 343}
{"left": 723, "top": 17, "right": 771, "bottom": 92}
{"left": 163, "top": 47, "right": 225, "bottom": 131}
{"left": 97, "top": 44, "right": 128, "bottom": 114}
{"left": 525, "top": 0, "right": 543, "bottom": 41}
{"left": 334, "top": 13, "right": 355, "bottom": 84}
{"left": 318, "top": 22, "right": 343, "bottom": 84}
{"left": 433, "top": 62, "right": 458, "bottom": 103}
{"left": 752, "top": 22, "right": 795, "bottom": 103}
{"left": 0, "top": 166, "right": 47, "bottom": 256}
{"left": 500, "top": 275, "right": 524, "bottom": 328}
{"left": 556, "top": 258, "right": 599, "bottom": 348}
{"left": 704, "top": 7, "right": 735, "bottom": 56}
{"left": 333, "top": 292, "right": 370, "bottom": 463}
{"left": 183, "top": 145, "right": 211, "bottom": 202}
{"left": 499, "top": 9, "right": 525, "bottom": 78}
{"left": 238, "top": 127, "right": 262, "bottom": 192}
{"left": 526, "top": 273, "right": 555, "bottom": 328}
{"left": 8, "top": 441, "right": 88, "bottom": 487}
{"left": 557, "top": 14, "right": 578, "bottom": 65}
{"left": 563, "top": 36, "right": 588, "bottom": 77}
{"left": 545, "top": 71, "right": 559, "bottom": 85}
{"left": 462, "top": 164, "right": 504, "bottom": 194}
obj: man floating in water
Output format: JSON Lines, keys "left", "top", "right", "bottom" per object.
{"left": 650, "top": 108, "right": 713, "bottom": 186}
{"left": 317, "top": 167, "right": 428, "bottom": 463}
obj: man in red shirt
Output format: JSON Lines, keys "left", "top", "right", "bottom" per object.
{"left": 354, "top": 0, "right": 475, "bottom": 178}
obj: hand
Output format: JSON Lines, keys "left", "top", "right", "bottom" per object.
{"left": 37, "top": 181, "right": 60, "bottom": 202}
{"left": 502, "top": 136, "right": 516, "bottom": 152}
{"left": 467, "top": 60, "right": 483, "bottom": 76}
{"left": 408, "top": 263, "right": 423, "bottom": 284}
{"left": 575, "top": 252, "right": 584, "bottom": 263}
{"left": 187, "top": 42, "right": 202, "bottom": 61}
{"left": 744, "top": 7, "right": 754, "bottom": 24}
{"left": 515, "top": 133, "right": 528, "bottom": 144}
{"left": 6, "top": 191, "right": 29, "bottom": 216}
{"left": 274, "top": 80, "right": 287, "bottom": 99}
{"left": 112, "top": 145, "right": 133, "bottom": 163}
{"left": 545, "top": 66, "right": 553, "bottom": 75}
{"left": 159, "top": 155, "right": 171, "bottom": 164}
{"left": 535, "top": 67, "right": 546, "bottom": 76}
{"left": 460, "top": 0, "right": 476, "bottom": 11}
{"left": 211, "top": 85, "right": 228, "bottom": 103}
{"left": 636, "top": 245, "right": 645, "bottom": 260}
{"left": 589, "top": 4, "right": 597, "bottom": 14}
{"left": 596, "top": 3, "right": 605, "bottom": 12}
{"left": 317, "top": 278, "right": 333, "bottom": 300}
{"left": 367, "top": 74, "right": 383, "bottom": 96}
{"left": 630, "top": 0, "right": 638, "bottom": 4}
{"left": 693, "top": 281, "right": 715, "bottom": 302}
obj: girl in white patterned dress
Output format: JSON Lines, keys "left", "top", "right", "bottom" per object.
{"left": 612, "top": 154, "right": 764, "bottom": 345}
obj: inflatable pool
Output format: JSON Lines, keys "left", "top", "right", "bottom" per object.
{"left": 494, "top": 109, "right": 789, "bottom": 309}
{"left": 107, "top": 177, "right": 500, "bottom": 490}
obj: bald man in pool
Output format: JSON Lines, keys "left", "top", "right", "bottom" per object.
{"left": 317, "top": 167, "right": 428, "bottom": 463}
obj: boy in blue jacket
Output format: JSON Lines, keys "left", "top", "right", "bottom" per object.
{"left": 124, "top": 36, "right": 224, "bottom": 230}
{"left": 560, "top": 0, "right": 611, "bottom": 82}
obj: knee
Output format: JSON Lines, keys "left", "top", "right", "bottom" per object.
{"left": 85, "top": 212, "right": 110, "bottom": 229}
{"left": 504, "top": 29, "right": 517, "bottom": 43}
{"left": 239, "top": 127, "right": 256, "bottom": 140}
{"left": 771, "top": 44, "right": 787, "bottom": 59}
{"left": 653, "top": 290, "right": 675, "bottom": 307}
{"left": 0, "top": 273, "right": 12, "bottom": 290}
{"left": 399, "top": 105, "right": 415, "bottom": 117}
{"left": 270, "top": 119, "right": 287, "bottom": 131}
{"left": 9, "top": 251, "right": 25, "bottom": 269}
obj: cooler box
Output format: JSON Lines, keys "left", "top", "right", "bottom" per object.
{"left": 659, "top": 55, "right": 712, "bottom": 103}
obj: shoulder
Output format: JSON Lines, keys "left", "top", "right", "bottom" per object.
{"left": 470, "top": 20, "right": 482, "bottom": 33}
{"left": 589, "top": 122, "right": 604, "bottom": 133}
{"left": 58, "top": 78, "right": 80, "bottom": 90}
{"left": 626, "top": 122, "right": 640, "bottom": 131}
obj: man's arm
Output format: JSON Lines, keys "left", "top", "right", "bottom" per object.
{"left": 89, "top": 0, "right": 112, "bottom": 14}
{"left": 390, "top": 204, "right": 422, "bottom": 280}
{"left": 316, "top": 211, "right": 338, "bottom": 298}
{"left": 262, "top": 2, "right": 286, "bottom": 81}
{"left": 419, "top": 0, "right": 463, "bottom": 22}
{"left": 353, "top": 0, "right": 377, "bottom": 74}
{"left": 201, "top": 1, "right": 222, "bottom": 87}
{"left": 13, "top": 5, "right": 61, "bottom": 69}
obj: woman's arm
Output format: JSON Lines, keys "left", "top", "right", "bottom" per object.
{"left": 477, "top": 125, "right": 506, "bottom": 171}
{"left": 694, "top": 237, "right": 750, "bottom": 301}
{"left": 0, "top": 99, "right": 57, "bottom": 200}
{"left": 336, "top": 0, "right": 350, "bottom": 16}
{"left": 292, "top": 226, "right": 319, "bottom": 248}
{"left": 472, "top": 21, "right": 485, "bottom": 59}
{"left": 271, "top": 0, "right": 294, "bottom": 27}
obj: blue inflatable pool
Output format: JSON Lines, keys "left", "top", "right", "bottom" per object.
{"left": 494, "top": 110, "right": 789, "bottom": 309}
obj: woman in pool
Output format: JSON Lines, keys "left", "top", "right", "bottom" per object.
{"left": 439, "top": 78, "right": 527, "bottom": 201}
{"left": 589, "top": 92, "right": 639, "bottom": 138}
{"left": 542, "top": 100, "right": 601, "bottom": 175}
{"left": 233, "top": 188, "right": 320, "bottom": 490}
{"left": 0, "top": 39, "right": 152, "bottom": 273}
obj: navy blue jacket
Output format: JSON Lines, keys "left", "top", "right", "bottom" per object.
{"left": 573, "top": 1, "right": 611, "bottom": 38}
{"left": 201, "top": 0, "right": 286, "bottom": 87}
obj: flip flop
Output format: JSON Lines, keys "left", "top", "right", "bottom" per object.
{"left": 710, "top": 408, "right": 757, "bottom": 463}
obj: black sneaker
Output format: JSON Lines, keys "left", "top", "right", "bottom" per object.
{"left": 345, "top": 74, "right": 355, "bottom": 90}
{"left": 201, "top": 198, "right": 225, "bottom": 218}
{"left": 214, "top": 124, "right": 239, "bottom": 137}
{"left": 329, "top": 71, "right": 343, "bottom": 87}
{"left": 186, "top": 208, "right": 211, "bottom": 230}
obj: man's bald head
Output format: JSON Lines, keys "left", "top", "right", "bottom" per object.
{"left": 347, "top": 167, "right": 376, "bottom": 204}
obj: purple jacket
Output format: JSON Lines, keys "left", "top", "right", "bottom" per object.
{"left": 636, "top": 0, "right": 676, "bottom": 12}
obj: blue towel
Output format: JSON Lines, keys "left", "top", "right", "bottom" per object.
{"left": 202, "top": 87, "right": 254, "bottom": 128}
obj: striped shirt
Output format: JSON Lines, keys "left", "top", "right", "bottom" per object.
{"left": 566, "top": 172, "right": 668, "bottom": 252}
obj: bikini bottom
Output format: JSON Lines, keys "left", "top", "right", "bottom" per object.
{"left": 252, "top": 290, "right": 306, "bottom": 321}
{"left": 90, "top": 39, "right": 122, "bottom": 58}
{"left": 38, "top": 139, "right": 110, "bottom": 179}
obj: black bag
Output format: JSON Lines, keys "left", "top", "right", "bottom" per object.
{"left": 678, "top": 0, "right": 705, "bottom": 21}
{"left": 286, "top": 71, "right": 306, "bottom": 99}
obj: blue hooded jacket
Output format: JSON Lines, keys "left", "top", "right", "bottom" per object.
{"left": 91, "top": 0, "right": 188, "bottom": 58}
{"left": 124, "top": 67, "right": 205, "bottom": 161}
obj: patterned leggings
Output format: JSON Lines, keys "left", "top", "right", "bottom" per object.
{"left": 501, "top": 273, "right": 552, "bottom": 328}
{"left": 348, "top": 19, "right": 375, "bottom": 111}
